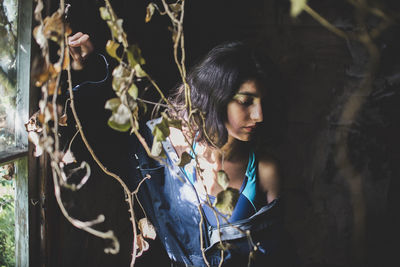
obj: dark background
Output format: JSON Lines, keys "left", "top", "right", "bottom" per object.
{"left": 34, "top": 0, "right": 400, "bottom": 266}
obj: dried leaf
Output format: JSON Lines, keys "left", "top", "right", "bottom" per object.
{"left": 25, "top": 111, "right": 43, "bottom": 133}
{"left": 37, "top": 113, "right": 44, "bottom": 124}
{"left": 290, "top": 0, "right": 307, "bottom": 17}
{"left": 152, "top": 114, "right": 182, "bottom": 147}
{"left": 107, "top": 19, "right": 127, "bottom": 46}
{"left": 151, "top": 140, "right": 166, "bottom": 158}
{"left": 108, "top": 118, "right": 131, "bottom": 132}
{"left": 28, "top": 131, "right": 40, "bottom": 146}
{"left": 99, "top": 6, "right": 111, "bottom": 20}
{"left": 33, "top": 6, "right": 72, "bottom": 53}
{"left": 138, "top": 218, "right": 156, "bottom": 240}
{"left": 128, "top": 83, "right": 138, "bottom": 100}
{"left": 33, "top": 146, "right": 43, "bottom": 159}
{"left": 42, "top": 9, "right": 64, "bottom": 43}
{"left": 65, "top": 25, "right": 72, "bottom": 36}
{"left": 46, "top": 78, "right": 59, "bottom": 95}
{"left": 127, "top": 97, "right": 138, "bottom": 113}
{"left": 107, "top": 104, "right": 131, "bottom": 132}
{"left": 35, "top": 63, "right": 58, "bottom": 87}
{"left": 113, "top": 103, "right": 132, "bottom": 123}
{"left": 168, "top": 119, "right": 182, "bottom": 130}
{"left": 214, "top": 188, "right": 240, "bottom": 217}
{"left": 134, "top": 64, "right": 147, "bottom": 78}
{"left": 161, "top": 112, "right": 182, "bottom": 130}
{"left": 136, "top": 234, "right": 149, "bottom": 257}
{"left": 106, "top": 40, "right": 121, "bottom": 60}
{"left": 59, "top": 113, "right": 68, "bottom": 126}
{"left": 34, "top": 68, "right": 49, "bottom": 87}
{"left": 217, "top": 170, "right": 229, "bottom": 190}
{"left": 61, "top": 149, "right": 76, "bottom": 164}
{"left": 169, "top": 3, "right": 182, "bottom": 14}
{"left": 33, "top": 24, "right": 47, "bottom": 50}
{"left": 28, "top": 131, "right": 44, "bottom": 157}
{"left": 177, "top": 151, "right": 192, "bottom": 168}
{"left": 105, "top": 98, "right": 122, "bottom": 112}
{"left": 112, "top": 63, "right": 130, "bottom": 78}
{"left": 127, "top": 44, "right": 146, "bottom": 67}
{"left": 145, "top": 3, "right": 156, "bottom": 23}
{"left": 152, "top": 117, "right": 170, "bottom": 142}
{"left": 112, "top": 64, "right": 131, "bottom": 95}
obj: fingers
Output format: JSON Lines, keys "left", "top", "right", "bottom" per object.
{"left": 68, "top": 32, "right": 83, "bottom": 46}
{"left": 68, "top": 32, "right": 92, "bottom": 49}
{"left": 79, "top": 35, "right": 94, "bottom": 57}
{"left": 70, "top": 46, "right": 83, "bottom": 62}
{"left": 68, "top": 32, "right": 94, "bottom": 70}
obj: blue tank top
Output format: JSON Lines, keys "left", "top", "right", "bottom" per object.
{"left": 181, "top": 141, "right": 260, "bottom": 226}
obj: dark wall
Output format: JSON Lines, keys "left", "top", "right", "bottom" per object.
{"left": 41, "top": 0, "right": 400, "bottom": 267}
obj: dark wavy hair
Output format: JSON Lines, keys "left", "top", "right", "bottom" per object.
{"left": 169, "top": 41, "right": 279, "bottom": 148}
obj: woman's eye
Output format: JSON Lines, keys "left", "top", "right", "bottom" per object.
{"left": 236, "top": 98, "right": 252, "bottom": 106}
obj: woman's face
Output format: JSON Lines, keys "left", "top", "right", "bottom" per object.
{"left": 225, "top": 80, "right": 264, "bottom": 142}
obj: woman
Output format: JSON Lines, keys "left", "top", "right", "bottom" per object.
{"left": 69, "top": 34, "right": 293, "bottom": 267}
{"left": 166, "top": 41, "right": 279, "bottom": 225}
{"left": 133, "top": 41, "right": 292, "bottom": 267}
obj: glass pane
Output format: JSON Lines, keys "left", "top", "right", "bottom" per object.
{"left": 0, "top": 0, "right": 18, "bottom": 151}
{"left": 0, "top": 162, "right": 15, "bottom": 266}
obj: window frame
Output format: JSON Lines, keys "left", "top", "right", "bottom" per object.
{"left": 0, "top": 0, "right": 32, "bottom": 266}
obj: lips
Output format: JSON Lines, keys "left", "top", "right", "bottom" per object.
{"left": 243, "top": 125, "right": 257, "bottom": 132}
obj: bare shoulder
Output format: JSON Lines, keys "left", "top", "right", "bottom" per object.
{"left": 257, "top": 155, "right": 280, "bottom": 203}
{"left": 168, "top": 127, "right": 191, "bottom": 157}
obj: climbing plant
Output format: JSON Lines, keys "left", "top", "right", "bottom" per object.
{"left": 26, "top": 0, "right": 398, "bottom": 266}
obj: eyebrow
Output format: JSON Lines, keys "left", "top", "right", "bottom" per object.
{"left": 235, "top": 92, "right": 260, "bottom": 97}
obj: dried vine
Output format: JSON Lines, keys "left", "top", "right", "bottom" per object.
{"left": 29, "top": 0, "right": 126, "bottom": 256}
{"left": 28, "top": 0, "right": 269, "bottom": 266}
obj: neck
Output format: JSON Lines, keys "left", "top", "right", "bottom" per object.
{"left": 219, "top": 136, "right": 249, "bottom": 162}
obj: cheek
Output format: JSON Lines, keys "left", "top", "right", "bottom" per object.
{"left": 226, "top": 103, "right": 246, "bottom": 131}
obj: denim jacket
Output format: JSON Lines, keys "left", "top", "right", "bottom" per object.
{"left": 128, "top": 118, "right": 294, "bottom": 267}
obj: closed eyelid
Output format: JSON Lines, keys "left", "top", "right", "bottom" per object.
{"left": 233, "top": 92, "right": 256, "bottom": 99}
{"left": 235, "top": 92, "right": 259, "bottom": 97}
{"left": 233, "top": 93, "right": 263, "bottom": 103}
{"left": 233, "top": 95, "right": 252, "bottom": 103}
{"left": 235, "top": 91, "right": 264, "bottom": 101}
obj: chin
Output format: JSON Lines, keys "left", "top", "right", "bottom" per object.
{"left": 227, "top": 129, "right": 254, "bottom": 142}
{"left": 233, "top": 133, "right": 252, "bottom": 142}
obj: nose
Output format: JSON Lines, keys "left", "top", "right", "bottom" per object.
{"left": 250, "top": 102, "right": 263, "bottom": 123}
